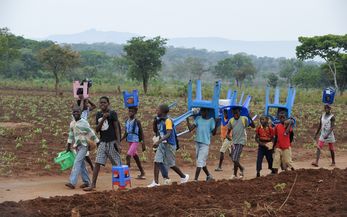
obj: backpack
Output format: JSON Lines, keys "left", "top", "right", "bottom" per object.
{"left": 156, "top": 117, "right": 180, "bottom": 150}
{"left": 126, "top": 118, "right": 143, "bottom": 142}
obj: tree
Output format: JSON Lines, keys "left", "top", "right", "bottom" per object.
{"left": 184, "top": 57, "right": 208, "bottom": 79}
{"left": 321, "top": 54, "right": 347, "bottom": 94}
{"left": 38, "top": 44, "right": 80, "bottom": 95}
{"left": 0, "top": 28, "right": 21, "bottom": 77}
{"left": 213, "top": 58, "right": 234, "bottom": 81}
{"left": 292, "top": 64, "right": 322, "bottom": 89}
{"left": 279, "top": 58, "right": 303, "bottom": 86}
{"left": 123, "top": 36, "right": 167, "bottom": 94}
{"left": 230, "top": 54, "right": 256, "bottom": 87}
{"left": 296, "top": 34, "right": 347, "bottom": 92}
{"left": 267, "top": 73, "right": 279, "bottom": 88}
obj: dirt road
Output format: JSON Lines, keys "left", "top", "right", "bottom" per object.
{"left": 1, "top": 153, "right": 346, "bottom": 203}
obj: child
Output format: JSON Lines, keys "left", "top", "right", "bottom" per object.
{"left": 65, "top": 105, "right": 99, "bottom": 189}
{"left": 215, "top": 109, "right": 232, "bottom": 171}
{"left": 312, "top": 104, "right": 336, "bottom": 167}
{"left": 148, "top": 104, "right": 189, "bottom": 187}
{"left": 186, "top": 108, "right": 219, "bottom": 181}
{"left": 226, "top": 108, "right": 255, "bottom": 179}
{"left": 84, "top": 96, "right": 122, "bottom": 191}
{"left": 273, "top": 111, "right": 294, "bottom": 173}
{"left": 121, "top": 106, "right": 146, "bottom": 179}
{"left": 255, "top": 115, "right": 275, "bottom": 177}
{"left": 77, "top": 95, "right": 97, "bottom": 171}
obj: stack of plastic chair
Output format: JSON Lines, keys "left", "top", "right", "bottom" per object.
{"left": 171, "top": 80, "right": 221, "bottom": 136}
{"left": 122, "top": 89, "right": 139, "bottom": 108}
{"left": 265, "top": 86, "right": 296, "bottom": 125}
{"left": 73, "top": 81, "right": 89, "bottom": 99}
{"left": 112, "top": 165, "right": 131, "bottom": 190}
{"left": 322, "top": 87, "right": 335, "bottom": 105}
{"left": 219, "top": 90, "right": 252, "bottom": 126}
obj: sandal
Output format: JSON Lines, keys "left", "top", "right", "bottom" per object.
{"left": 311, "top": 162, "right": 319, "bottom": 167}
{"left": 135, "top": 174, "right": 146, "bottom": 180}
{"left": 65, "top": 183, "right": 75, "bottom": 189}
{"left": 83, "top": 186, "right": 95, "bottom": 192}
{"left": 79, "top": 183, "right": 89, "bottom": 188}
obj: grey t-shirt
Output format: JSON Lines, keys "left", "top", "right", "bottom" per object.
{"left": 228, "top": 116, "right": 249, "bottom": 145}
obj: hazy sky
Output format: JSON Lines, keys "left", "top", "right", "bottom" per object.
{"left": 1, "top": 0, "right": 346, "bottom": 41}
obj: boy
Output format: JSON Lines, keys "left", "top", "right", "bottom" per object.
{"left": 77, "top": 95, "right": 97, "bottom": 171}
{"left": 255, "top": 115, "right": 275, "bottom": 177}
{"left": 121, "top": 106, "right": 146, "bottom": 179}
{"left": 65, "top": 105, "right": 99, "bottom": 189}
{"left": 186, "top": 108, "right": 219, "bottom": 181}
{"left": 84, "top": 96, "right": 122, "bottom": 191}
{"left": 273, "top": 111, "right": 294, "bottom": 173}
{"left": 215, "top": 109, "right": 232, "bottom": 171}
{"left": 226, "top": 108, "right": 255, "bottom": 179}
{"left": 312, "top": 104, "right": 336, "bottom": 167}
{"left": 148, "top": 104, "right": 189, "bottom": 187}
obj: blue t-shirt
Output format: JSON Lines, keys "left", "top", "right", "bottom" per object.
{"left": 125, "top": 119, "right": 140, "bottom": 143}
{"left": 194, "top": 116, "right": 215, "bottom": 145}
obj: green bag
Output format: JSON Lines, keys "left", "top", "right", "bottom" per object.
{"left": 54, "top": 151, "right": 76, "bottom": 171}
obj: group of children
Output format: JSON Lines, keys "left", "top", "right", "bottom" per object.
{"left": 65, "top": 95, "right": 337, "bottom": 190}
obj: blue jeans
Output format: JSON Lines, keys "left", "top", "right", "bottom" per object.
{"left": 69, "top": 145, "right": 90, "bottom": 186}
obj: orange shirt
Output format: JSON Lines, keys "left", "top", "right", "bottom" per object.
{"left": 256, "top": 125, "right": 274, "bottom": 142}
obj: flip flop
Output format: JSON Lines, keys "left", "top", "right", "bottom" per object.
{"left": 311, "top": 162, "right": 319, "bottom": 167}
{"left": 135, "top": 174, "right": 146, "bottom": 180}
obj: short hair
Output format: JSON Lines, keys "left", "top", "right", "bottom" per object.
{"left": 72, "top": 104, "right": 81, "bottom": 112}
{"left": 278, "top": 111, "right": 287, "bottom": 117}
{"left": 260, "top": 115, "right": 269, "bottom": 120}
{"left": 100, "top": 96, "right": 110, "bottom": 103}
{"left": 232, "top": 107, "right": 241, "bottom": 113}
{"left": 159, "top": 104, "right": 170, "bottom": 114}
{"left": 128, "top": 106, "right": 138, "bottom": 112}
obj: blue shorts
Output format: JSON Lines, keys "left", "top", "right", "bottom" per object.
{"left": 195, "top": 142, "right": 209, "bottom": 167}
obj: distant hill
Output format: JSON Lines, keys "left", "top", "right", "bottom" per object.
{"left": 44, "top": 29, "right": 298, "bottom": 58}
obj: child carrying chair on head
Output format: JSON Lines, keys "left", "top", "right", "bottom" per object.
{"left": 121, "top": 106, "right": 146, "bottom": 179}
{"left": 273, "top": 111, "right": 295, "bottom": 174}
{"left": 312, "top": 104, "right": 336, "bottom": 167}
{"left": 186, "top": 108, "right": 219, "bottom": 181}
{"left": 77, "top": 95, "right": 97, "bottom": 171}
{"left": 226, "top": 108, "right": 255, "bottom": 179}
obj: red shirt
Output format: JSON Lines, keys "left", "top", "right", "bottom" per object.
{"left": 256, "top": 125, "right": 274, "bottom": 142}
{"left": 274, "top": 123, "right": 292, "bottom": 149}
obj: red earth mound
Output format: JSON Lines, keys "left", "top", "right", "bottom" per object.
{"left": 0, "top": 168, "right": 346, "bottom": 217}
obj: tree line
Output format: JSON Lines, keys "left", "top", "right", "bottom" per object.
{"left": 1, "top": 27, "right": 346, "bottom": 95}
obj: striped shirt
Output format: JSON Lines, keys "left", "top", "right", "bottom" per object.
{"left": 67, "top": 118, "right": 99, "bottom": 147}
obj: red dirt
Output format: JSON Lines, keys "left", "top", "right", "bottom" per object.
{"left": 0, "top": 168, "right": 346, "bottom": 217}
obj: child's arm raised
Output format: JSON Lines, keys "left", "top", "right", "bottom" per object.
{"left": 88, "top": 99, "right": 97, "bottom": 111}
{"left": 248, "top": 116, "right": 256, "bottom": 128}
{"left": 186, "top": 117, "right": 196, "bottom": 132}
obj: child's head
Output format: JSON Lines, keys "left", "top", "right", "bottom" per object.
{"left": 128, "top": 106, "right": 138, "bottom": 118}
{"left": 232, "top": 108, "right": 241, "bottom": 119}
{"left": 157, "top": 104, "right": 170, "bottom": 117}
{"left": 223, "top": 109, "right": 228, "bottom": 119}
{"left": 200, "top": 108, "right": 209, "bottom": 118}
{"left": 278, "top": 111, "right": 287, "bottom": 124}
{"left": 99, "top": 96, "right": 110, "bottom": 112}
{"left": 259, "top": 115, "right": 269, "bottom": 127}
{"left": 324, "top": 104, "right": 331, "bottom": 114}
{"left": 72, "top": 105, "right": 81, "bottom": 121}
